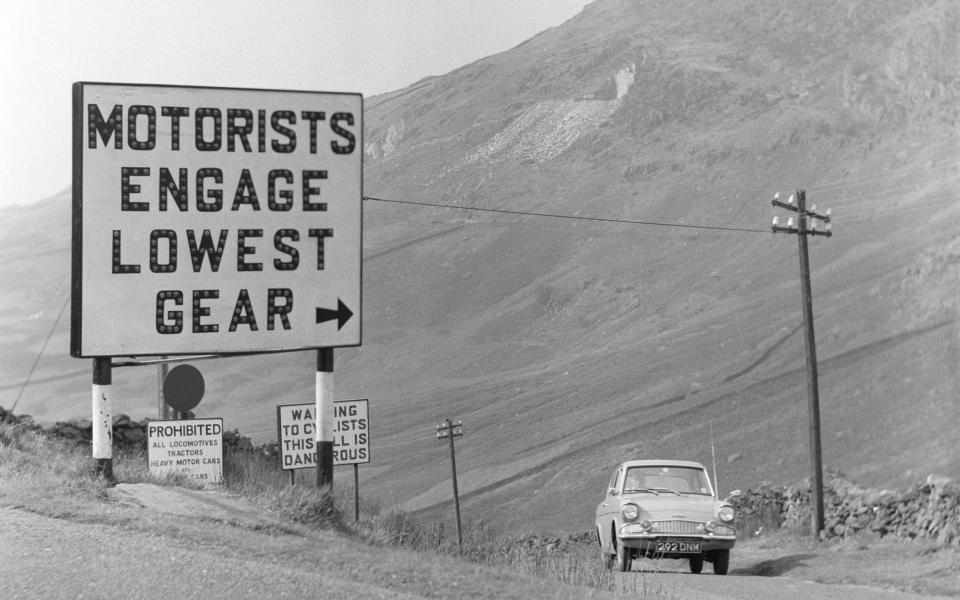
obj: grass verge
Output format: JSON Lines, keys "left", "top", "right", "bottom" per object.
{"left": 0, "top": 423, "right": 677, "bottom": 596}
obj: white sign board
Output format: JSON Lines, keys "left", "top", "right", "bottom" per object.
{"left": 276, "top": 403, "right": 317, "bottom": 470}
{"left": 147, "top": 418, "right": 223, "bottom": 484}
{"left": 277, "top": 399, "right": 369, "bottom": 469}
{"left": 332, "top": 399, "right": 370, "bottom": 465}
{"left": 71, "top": 82, "right": 362, "bottom": 357}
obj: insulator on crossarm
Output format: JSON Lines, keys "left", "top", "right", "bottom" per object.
{"left": 788, "top": 194, "right": 796, "bottom": 205}
{"left": 773, "top": 192, "right": 780, "bottom": 202}
{"left": 772, "top": 216, "right": 780, "bottom": 227}
{"left": 787, "top": 217, "right": 795, "bottom": 228}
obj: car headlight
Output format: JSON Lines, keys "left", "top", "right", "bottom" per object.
{"left": 621, "top": 503, "right": 639, "bottom": 521}
{"left": 717, "top": 505, "right": 735, "bottom": 523}
{"left": 706, "top": 520, "right": 735, "bottom": 535}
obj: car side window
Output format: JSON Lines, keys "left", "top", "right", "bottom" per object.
{"left": 608, "top": 468, "right": 621, "bottom": 495}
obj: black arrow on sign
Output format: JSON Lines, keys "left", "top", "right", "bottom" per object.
{"left": 315, "top": 299, "right": 354, "bottom": 330}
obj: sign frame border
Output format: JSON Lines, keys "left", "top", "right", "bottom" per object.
{"left": 70, "top": 81, "right": 363, "bottom": 358}
{"left": 276, "top": 398, "right": 370, "bottom": 470}
{"left": 145, "top": 416, "right": 224, "bottom": 484}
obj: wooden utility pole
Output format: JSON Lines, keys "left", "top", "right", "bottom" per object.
{"left": 772, "top": 189, "right": 832, "bottom": 538}
{"left": 436, "top": 418, "right": 464, "bottom": 553}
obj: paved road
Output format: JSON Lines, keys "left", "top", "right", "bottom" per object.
{"left": 608, "top": 562, "right": 955, "bottom": 600}
{"left": 0, "top": 494, "right": 622, "bottom": 600}
{"left": 1, "top": 485, "right": 953, "bottom": 600}
{"left": 0, "top": 507, "right": 426, "bottom": 600}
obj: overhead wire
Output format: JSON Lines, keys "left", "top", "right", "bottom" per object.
{"left": 12, "top": 292, "right": 70, "bottom": 413}
{"left": 838, "top": 188, "right": 957, "bottom": 225}
{"left": 362, "top": 196, "right": 771, "bottom": 234}
{"left": 364, "top": 160, "right": 957, "bottom": 235}
{"left": 825, "top": 185, "right": 943, "bottom": 213}
{"left": 806, "top": 162, "right": 956, "bottom": 193}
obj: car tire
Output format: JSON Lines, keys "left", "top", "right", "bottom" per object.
{"left": 601, "top": 546, "right": 615, "bottom": 570}
{"left": 599, "top": 528, "right": 614, "bottom": 569}
{"left": 689, "top": 554, "right": 703, "bottom": 574}
{"left": 713, "top": 549, "right": 730, "bottom": 575}
{"left": 615, "top": 538, "right": 632, "bottom": 572}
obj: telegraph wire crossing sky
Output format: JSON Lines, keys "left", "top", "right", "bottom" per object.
{"left": 0, "top": 0, "right": 590, "bottom": 209}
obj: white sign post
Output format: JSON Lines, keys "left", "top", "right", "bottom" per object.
{"left": 147, "top": 418, "right": 223, "bottom": 484}
{"left": 71, "top": 82, "right": 362, "bottom": 357}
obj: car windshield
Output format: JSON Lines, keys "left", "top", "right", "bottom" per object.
{"left": 621, "top": 466, "right": 713, "bottom": 496}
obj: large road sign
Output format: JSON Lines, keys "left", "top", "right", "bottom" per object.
{"left": 71, "top": 82, "right": 362, "bottom": 357}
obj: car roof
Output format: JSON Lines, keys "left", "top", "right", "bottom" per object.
{"left": 619, "top": 459, "right": 707, "bottom": 470}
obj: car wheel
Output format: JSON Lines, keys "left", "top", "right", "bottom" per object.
{"left": 599, "top": 528, "right": 614, "bottom": 569}
{"left": 689, "top": 554, "right": 703, "bottom": 574}
{"left": 601, "top": 545, "right": 615, "bottom": 569}
{"left": 615, "top": 538, "right": 632, "bottom": 572}
{"left": 713, "top": 549, "right": 730, "bottom": 575}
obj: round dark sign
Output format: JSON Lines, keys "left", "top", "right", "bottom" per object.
{"left": 163, "top": 364, "right": 205, "bottom": 411}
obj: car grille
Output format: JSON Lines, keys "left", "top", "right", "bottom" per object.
{"left": 652, "top": 520, "right": 702, "bottom": 534}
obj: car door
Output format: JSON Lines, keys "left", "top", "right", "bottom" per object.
{"left": 596, "top": 466, "right": 622, "bottom": 549}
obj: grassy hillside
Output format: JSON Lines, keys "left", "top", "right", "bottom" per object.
{"left": 2, "top": 0, "right": 958, "bottom": 535}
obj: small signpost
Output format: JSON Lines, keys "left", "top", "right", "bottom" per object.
{"left": 147, "top": 418, "right": 223, "bottom": 484}
{"left": 163, "top": 363, "right": 205, "bottom": 418}
{"left": 277, "top": 399, "right": 369, "bottom": 519}
{"left": 331, "top": 399, "right": 370, "bottom": 466}
{"left": 277, "top": 403, "right": 318, "bottom": 474}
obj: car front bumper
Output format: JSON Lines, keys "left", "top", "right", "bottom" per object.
{"left": 617, "top": 522, "right": 736, "bottom": 555}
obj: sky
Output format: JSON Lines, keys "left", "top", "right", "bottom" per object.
{"left": 0, "top": 0, "right": 590, "bottom": 209}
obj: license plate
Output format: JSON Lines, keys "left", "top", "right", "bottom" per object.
{"left": 655, "top": 540, "right": 701, "bottom": 553}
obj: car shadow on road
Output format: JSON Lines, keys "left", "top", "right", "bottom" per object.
{"left": 731, "top": 554, "right": 818, "bottom": 576}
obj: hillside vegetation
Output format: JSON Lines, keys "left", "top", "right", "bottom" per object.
{"left": 1, "top": 0, "right": 958, "bottom": 536}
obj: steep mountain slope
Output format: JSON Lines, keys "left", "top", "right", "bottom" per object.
{"left": 2, "top": 0, "right": 958, "bottom": 535}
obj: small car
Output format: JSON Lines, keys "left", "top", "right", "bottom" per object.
{"left": 595, "top": 459, "right": 737, "bottom": 574}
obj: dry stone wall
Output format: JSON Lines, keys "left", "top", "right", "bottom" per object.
{"left": 0, "top": 406, "right": 281, "bottom": 458}
{"left": 732, "top": 472, "right": 960, "bottom": 547}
